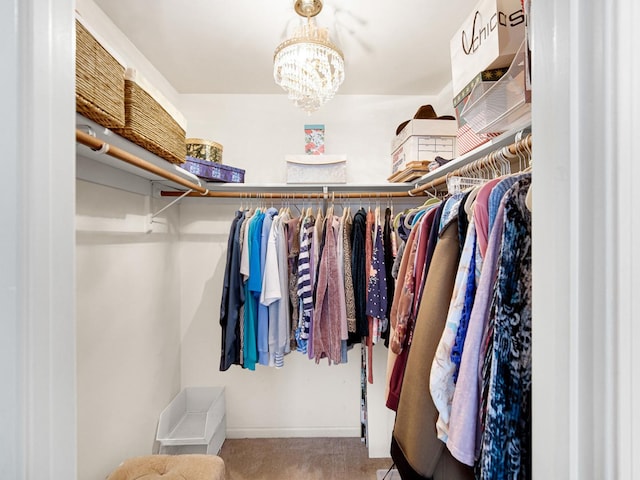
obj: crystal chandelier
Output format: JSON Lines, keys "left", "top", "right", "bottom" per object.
{"left": 273, "top": 0, "right": 345, "bottom": 114}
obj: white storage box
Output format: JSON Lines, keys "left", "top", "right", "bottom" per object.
{"left": 156, "top": 386, "right": 226, "bottom": 455}
{"left": 391, "top": 119, "right": 457, "bottom": 174}
{"left": 286, "top": 154, "right": 347, "bottom": 184}
{"left": 449, "top": 0, "right": 526, "bottom": 99}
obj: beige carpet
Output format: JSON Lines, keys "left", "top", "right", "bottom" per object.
{"left": 218, "top": 437, "right": 394, "bottom": 480}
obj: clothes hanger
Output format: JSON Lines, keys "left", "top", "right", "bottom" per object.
{"left": 464, "top": 184, "right": 483, "bottom": 217}
{"left": 325, "top": 193, "right": 333, "bottom": 219}
{"left": 523, "top": 133, "right": 533, "bottom": 170}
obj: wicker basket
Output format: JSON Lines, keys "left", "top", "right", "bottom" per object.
{"left": 115, "top": 78, "right": 186, "bottom": 165}
{"left": 75, "top": 19, "right": 125, "bottom": 128}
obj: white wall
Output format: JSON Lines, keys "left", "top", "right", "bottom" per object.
{"left": 177, "top": 93, "right": 427, "bottom": 456}
{"left": 180, "top": 93, "right": 439, "bottom": 184}
{"left": 73, "top": 0, "right": 422, "bottom": 469}
{"left": 75, "top": 0, "right": 180, "bottom": 108}
{"left": 177, "top": 199, "right": 397, "bottom": 446}
{"left": 76, "top": 180, "right": 182, "bottom": 480}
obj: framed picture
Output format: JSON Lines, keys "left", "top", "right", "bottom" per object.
{"left": 304, "top": 124, "right": 325, "bottom": 155}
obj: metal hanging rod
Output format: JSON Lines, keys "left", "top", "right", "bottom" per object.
{"left": 76, "top": 128, "right": 531, "bottom": 201}
{"left": 408, "top": 134, "right": 532, "bottom": 196}
{"left": 159, "top": 190, "right": 414, "bottom": 199}
{"left": 76, "top": 129, "right": 212, "bottom": 196}
{"left": 76, "top": 129, "right": 417, "bottom": 199}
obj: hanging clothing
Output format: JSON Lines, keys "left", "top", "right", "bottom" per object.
{"left": 237, "top": 208, "right": 255, "bottom": 365}
{"left": 383, "top": 206, "right": 396, "bottom": 345}
{"left": 487, "top": 173, "right": 528, "bottom": 237}
{"left": 286, "top": 216, "right": 301, "bottom": 351}
{"left": 312, "top": 215, "right": 343, "bottom": 364}
{"left": 351, "top": 208, "right": 368, "bottom": 340}
{"left": 257, "top": 207, "right": 278, "bottom": 365}
{"left": 244, "top": 210, "right": 265, "bottom": 370}
{"left": 261, "top": 212, "right": 292, "bottom": 368}
{"left": 478, "top": 177, "right": 532, "bottom": 480}
{"left": 219, "top": 210, "right": 245, "bottom": 371}
{"left": 218, "top": 201, "right": 400, "bottom": 373}
{"left": 364, "top": 209, "right": 376, "bottom": 382}
{"left": 430, "top": 217, "right": 479, "bottom": 443}
{"left": 342, "top": 209, "right": 357, "bottom": 334}
{"left": 472, "top": 178, "right": 502, "bottom": 258}
{"left": 335, "top": 212, "right": 350, "bottom": 364}
{"left": 385, "top": 213, "right": 421, "bottom": 410}
{"left": 385, "top": 204, "right": 438, "bottom": 410}
{"left": 296, "top": 214, "right": 315, "bottom": 354}
{"left": 391, "top": 218, "right": 473, "bottom": 480}
{"left": 446, "top": 195, "right": 507, "bottom": 466}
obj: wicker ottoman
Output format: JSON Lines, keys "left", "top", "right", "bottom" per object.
{"left": 106, "top": 454, "right": 225, "bottom": 480}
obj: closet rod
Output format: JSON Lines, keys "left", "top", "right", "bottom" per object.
{"left": 76, "top": 129, "right": 416, "bottom": 199}
{"left": 408, "top": 134, "right": 532, "bottom": 196}
{"left": 76, "top": 129, "right": 211, "bottom": 195}
{"left": 160, "top": 190, "right": 414, "bottom": 199}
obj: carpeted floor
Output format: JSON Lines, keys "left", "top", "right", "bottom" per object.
{"left": 218, "top": 437, "right": 395, "bottom": 480}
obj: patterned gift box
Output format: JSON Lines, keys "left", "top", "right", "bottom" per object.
{"left": 183, "top": 156, "right": 245, "bottom": 183}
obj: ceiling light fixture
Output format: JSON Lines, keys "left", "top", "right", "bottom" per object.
{"left": 273, "top": 0, "right": 345, "bottom": 114}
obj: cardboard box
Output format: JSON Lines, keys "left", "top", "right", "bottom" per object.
{"left": 450, "top": 0, "right": 525, "bottom": 98}
{"left": 391, "top": 119, "right": 457, "bottom": 174}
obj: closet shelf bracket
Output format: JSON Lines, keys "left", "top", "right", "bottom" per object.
{"left": 146, "top": 187, "right": 192, "bottom": 233}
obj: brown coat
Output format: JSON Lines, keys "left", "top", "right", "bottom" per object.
{"left": 392, "top": 219, "right": 473, "bottom": 480}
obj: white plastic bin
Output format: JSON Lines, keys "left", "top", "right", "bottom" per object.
{"left": 460, "top": 40, "right": 531, "bottom": 135}
{"left": 156, "top": 386, "right": 226, "bottom": 455}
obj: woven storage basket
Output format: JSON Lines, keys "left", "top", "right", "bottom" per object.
{"left": 75, "top": 19, "right": 125, "bottom": 128}
{"left": 115, "top": 78, "right": 186, "bottom": 165}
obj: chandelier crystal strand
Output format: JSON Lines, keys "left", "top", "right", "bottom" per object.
{"left": 273, "top": 7, "right": 345, "bottom": 114}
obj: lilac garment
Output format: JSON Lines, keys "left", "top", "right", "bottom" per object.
{"left": 445, "top": 200, "right": 507, "bottom": 466}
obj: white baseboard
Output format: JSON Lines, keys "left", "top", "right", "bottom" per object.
{"left": 226, "top": 426, "right": 362, "bottom": 439}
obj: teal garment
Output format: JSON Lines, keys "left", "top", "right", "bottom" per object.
{"left": 243, "top": 211, "right": 264, "bottom": 370}
{"left": 258, "top": 208, "right": 278, "bottom": 365}
{"left": 242, "top": 279, "right": 257, "bottom": 371}
{"left": 248, "top": 211, "right": 265, "bottom": 294}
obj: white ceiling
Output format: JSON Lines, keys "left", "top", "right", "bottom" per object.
{"left": 93, "top": 0, "right": 476, "bottom": 96}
